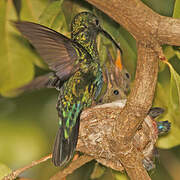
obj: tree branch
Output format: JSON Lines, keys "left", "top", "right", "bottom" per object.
{"left": 3, "top": 154, "right": 93, "bottom": 180}
{"left": 50, "top": 155, "right": 93, "bottom": 180}
{"left": 109, "top": 42, "right": 158, "bottom": 179}
{"left": 158, "top": 17, "right": 180, "bottom": 46}
{"left": 117, "top": 41, "right": 159, "bottom": 140}
{"left": 86, "top": 0, "right": 180, "bottom": 47}
{"left": 2, "top": 154, "right": 52, "bottom": 180}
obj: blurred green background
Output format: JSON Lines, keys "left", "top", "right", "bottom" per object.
{"left": 0, "top": 0, "right": 180, "bottom": 179}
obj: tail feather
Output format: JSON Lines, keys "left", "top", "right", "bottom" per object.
{"left": 52, "top": 117, "right": 80, "bottom": 166}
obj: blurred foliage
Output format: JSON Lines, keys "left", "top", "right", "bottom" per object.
{"left": 173, "top": 0, "right": 180, "bottom": 18}
{"left": 141, "top": 0, "right": 175, "bottom": 16}
{"left": 0, "top": 0, "right": 180, "bottom": 179}
{"left": 0, "top": 162, "right": 12, "bottom": 179}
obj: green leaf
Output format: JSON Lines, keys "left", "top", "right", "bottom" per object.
{"left": 141, "top": 0, "right": 175, "bottom": 17}
{"left": 0, "top": 163, "right": 12, "bottom": 179}
{"left": 167, "top": 61, "right": 180, "bottom": 110}
{"left": 97, "top": 168, "right": 115, "bottom": 180}
{"left": 159, "top": 46, "right": 176, "bottom": 72}
{"left": 173, "top": 0, "right": 180, "bottom": 18}
{"left": 0, "top": 0, "right": 35, "bottom": 97}
{"left": 38, "top": 0, "right": 76, "bottom": 39}
{"left": 20, "top": 0, "right": 49, "bottom": 21}
{"left": 39, "top": 0, "right": 67, "bottom": 33}
{"left": 19, "top": 0, "right": 51, "bottom": 69}
{"left": 90, "top": 163, "right": 106, "bottom": 179}
{"left": 174, "top": 47, "right": 180, "bottom": 60}
{"left": 158, "top": 60, "right": 167, "bottom": 73}
{"left": 153, "top": 61, "right": 180, "bottom": 148}
{"left": 164, "top": 46, "right": 176, "bottom": 60}
{"left": 154, "top": 83, "right": 180, "bottom": 148}
{"left": 113, "top": 171, "right": 128, "bottom": 180}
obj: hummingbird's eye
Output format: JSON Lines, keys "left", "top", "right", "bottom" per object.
{"left": 113, "top": 90, "right": 119, "bottom": 95}
{"left": 95, "top": 19, "right": 99, "bottom": 26}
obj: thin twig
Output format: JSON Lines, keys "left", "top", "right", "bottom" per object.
{"left": 2, "top": 154, "right": 52, "bottom": 180}
{"left": 50, "top": 155, "right": 94, "bottom": 180}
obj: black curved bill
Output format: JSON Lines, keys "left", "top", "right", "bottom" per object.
{"left": 99, "top": 27, "right": 123, "bottom": 54}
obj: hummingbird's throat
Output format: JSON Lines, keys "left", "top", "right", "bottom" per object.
{"left": 73, "top": 30, "right": 99, "bottom": 61}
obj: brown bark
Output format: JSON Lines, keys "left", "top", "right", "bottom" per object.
{"left": 74, "top": 0, "right": 180, "bottom": 180}
{"left": 86, "top": 0, "right": 180, "bottom": 46}
{"left": 50, "top": 155, "right": 93, "bottom": 180}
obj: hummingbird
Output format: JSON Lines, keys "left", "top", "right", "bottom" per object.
{"left": 13, "top": 12, "right": 122, "bottom": 166}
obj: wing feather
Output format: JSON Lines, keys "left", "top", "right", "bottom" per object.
{"left": 13, "top": 21, "right": 80, "bottom": 80}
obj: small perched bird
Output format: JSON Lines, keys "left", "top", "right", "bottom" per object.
{"left": 13, "top": 12, "right": 122, "bottom": 166}
{"left": 99, "top": 49, "right": 131, "bottom": 104}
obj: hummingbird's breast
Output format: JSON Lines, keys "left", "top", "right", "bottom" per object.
{"left": 58, "top": 32, "right": 103, "bottom": 115}
{"left": 63, "top": 64, "right": 98, "bottom": 106}
{"left": 72, "top": 28, "right": 98, "bottom": 62}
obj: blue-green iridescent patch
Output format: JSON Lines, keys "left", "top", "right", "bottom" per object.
{"left": 64, "top": 129, "right": 69, "bottom": 139}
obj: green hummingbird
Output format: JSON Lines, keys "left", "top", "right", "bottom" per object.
{"left": 13, "top": 11, "right": 122, "bottom": 166}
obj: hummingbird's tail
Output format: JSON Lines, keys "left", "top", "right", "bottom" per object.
{"left": 52, "top": 117, "right": 80, "bottom": 166}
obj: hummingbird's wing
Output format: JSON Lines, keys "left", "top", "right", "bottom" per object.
{"left": 17, "top": 72, "right": 62, "bottom": 93}
{"left": 13, "top": 21, "right": 80, "bottom": 81}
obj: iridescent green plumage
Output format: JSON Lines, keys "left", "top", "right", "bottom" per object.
{"left": 53, "top": 12, "right": 104, "bottom": 166}
{"left": 14, "top": 12, "right": 121, "bottom": 166}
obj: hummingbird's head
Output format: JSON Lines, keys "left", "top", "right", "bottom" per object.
{"left": 71, "top": 12, "right": 100, "bottom": 39}
{"left": 71, "top": 12, "right": 101, "bottom": 51}
{"left": 71, "top": 12, "right": 121, "bottom": 56}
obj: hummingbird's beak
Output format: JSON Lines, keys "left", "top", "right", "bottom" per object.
{"left": 98, "top": 26, "right": 123, "bottom": 54}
